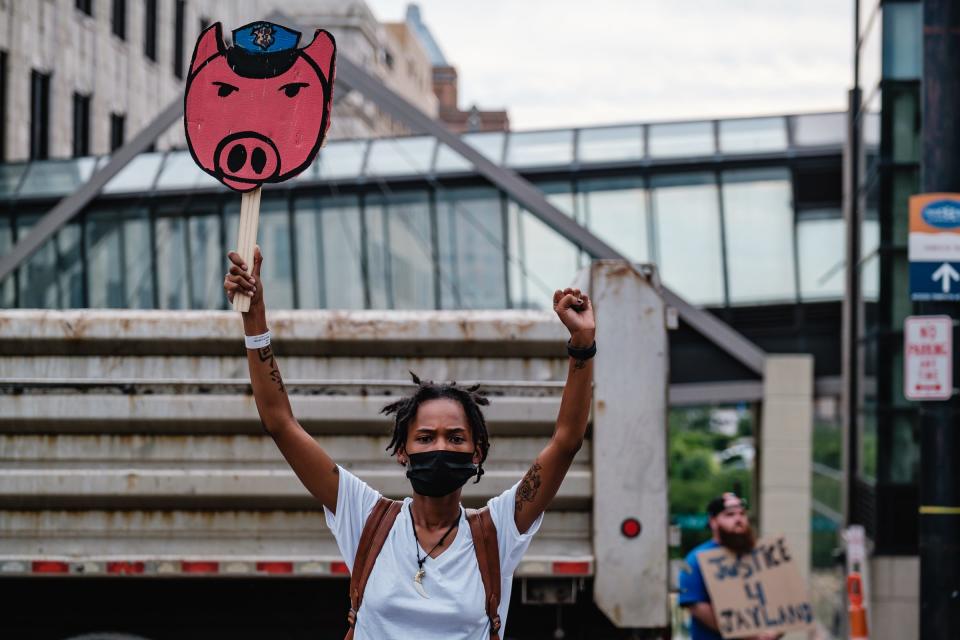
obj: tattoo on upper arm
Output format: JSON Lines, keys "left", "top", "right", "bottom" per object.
{"left": 515, "top": 460, "right": 543, "bottom": 513}
{"left": 258, "top": 346, "right": 286, "bottom": 393}
{"left": 332, "top": 465, "right": 339, "bottom": 475}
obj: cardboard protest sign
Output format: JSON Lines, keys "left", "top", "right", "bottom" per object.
{"left": 183, "top": 21, "right": 336, "bottom": 311}
{"left": 697, "top": 535, "right": 815, "bottom": 639}
{"left": 184, "top": 21, "right": 336, "bottom": 192}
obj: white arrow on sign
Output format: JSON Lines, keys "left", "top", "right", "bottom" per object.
{"left": 932, "top": 262, "right": 960, "bottom": 293}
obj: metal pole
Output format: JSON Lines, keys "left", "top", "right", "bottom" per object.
{"left": 842, "top": 85, "right": 861, "bottom": 527}
{"left": 920, "top": 2, "right": 960, "bottom": 636}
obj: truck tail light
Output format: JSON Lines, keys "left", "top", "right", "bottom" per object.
{"left": 552, "top": 561, "right": 590, "bottom": 575}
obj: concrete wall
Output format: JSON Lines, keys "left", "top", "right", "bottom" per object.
{"left": 759, "top": 355, "right": 813, "bottom": 577}
{"left": 869, "top": 555, "right": 919, "bottom": 640}
{"left": 759, "top": 355, "right": 814, "bottom": 640}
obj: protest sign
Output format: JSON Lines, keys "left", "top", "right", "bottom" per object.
{"left": 697, "top": 535, "right": 815, "bottom": 639}
{"left": 184, "top": 21, "right": 336, "bottom": 311}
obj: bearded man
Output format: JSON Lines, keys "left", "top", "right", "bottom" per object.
{"left": 678, "top": 492, "right": 781, "bottom": 640}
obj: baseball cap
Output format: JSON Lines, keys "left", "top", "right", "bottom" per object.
{"left": 707, "top": 492, "right": 748, "bottom": 517}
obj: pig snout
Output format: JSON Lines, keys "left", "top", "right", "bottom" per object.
{"left": 214, "top": 133, "right": 280, "bottom": 187}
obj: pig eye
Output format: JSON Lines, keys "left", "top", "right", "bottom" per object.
{"left": 280, "top": 82, "right": 309, "bottom": 98}
{"left": 213, "top": 81, "right": 239, "bottom": 97}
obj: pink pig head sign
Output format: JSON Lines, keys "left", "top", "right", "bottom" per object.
{"left": 184, "top": 21, "right": 336, "bottom": 192}
{"left": 185, "top": 21, "right": 336, "bottom": 312}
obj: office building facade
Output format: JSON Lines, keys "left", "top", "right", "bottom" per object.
{"left": 0, "top": 0, "right": 440, "bottom": 162}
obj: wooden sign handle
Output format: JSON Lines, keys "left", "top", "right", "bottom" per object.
{"left": 232, "top": 186, "right": 262, "bottom": 313}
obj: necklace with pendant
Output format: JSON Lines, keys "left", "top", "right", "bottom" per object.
{"left": 411, "top": 510, "right": 459, "bottom": 599}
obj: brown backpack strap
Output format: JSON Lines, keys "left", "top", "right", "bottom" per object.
{"left": 467, "top": 506, "right": 502, "bottom": 640}
{"left": 345, "top": 496, "right": 402, "bottom": 640}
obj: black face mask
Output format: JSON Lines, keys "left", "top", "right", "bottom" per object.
{"left": 405, "top": 450, "right": 478, "bottom": 497}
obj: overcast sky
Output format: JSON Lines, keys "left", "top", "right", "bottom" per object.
{"left": 366, "top": 0, "right": 853, "bottom": 130}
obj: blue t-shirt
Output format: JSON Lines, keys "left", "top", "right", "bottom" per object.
{"left": 678, "top": 539, "right": 722, "bottom": 640}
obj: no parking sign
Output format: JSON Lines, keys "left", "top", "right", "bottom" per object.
{"left": 904, "top": 315, "right": 953, "bottom": 401}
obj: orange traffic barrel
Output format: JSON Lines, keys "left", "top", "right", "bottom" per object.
{"left": 847, "top": 572, "right": 869, "bottom": 640}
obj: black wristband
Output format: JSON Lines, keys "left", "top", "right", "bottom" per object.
{"left": 567, "top": 339, "right": 597, "bottom": 360}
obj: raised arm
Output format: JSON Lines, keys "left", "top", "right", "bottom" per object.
{"left": 514, "top": 287, "right": 595, "bottom": 534}
{"left": 225, "top": 246, "right": 340, "bottom": 512}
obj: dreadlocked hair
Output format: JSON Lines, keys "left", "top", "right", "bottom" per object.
{"left": 381, "top": 371, "right": 491, "bottom": 483}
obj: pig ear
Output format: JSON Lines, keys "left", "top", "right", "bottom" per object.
{"left": 189, "top": 22, "right": 225, "bottom": 77}
{"left": 302, "top": 29, "right": 337, "bottom": 82}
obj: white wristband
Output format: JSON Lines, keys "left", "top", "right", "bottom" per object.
{"left": 244, "top": 330, "right": 271, "bottom": 350}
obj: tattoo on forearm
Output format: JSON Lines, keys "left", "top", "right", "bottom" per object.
{"left": 257, "top": 346, "right": 286, "bottom": 393}
{"left": 257, "top": 346, "right": 274, "bottom": 364}
{"left": 573, "top": 358, "right": 587, "bottom": 370}
{"left": 515, "top": 460, "right": 543, "bottom": 513}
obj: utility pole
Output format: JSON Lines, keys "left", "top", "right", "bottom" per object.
{"left": 920, "top": 1, "right": 960, "bottom": 636}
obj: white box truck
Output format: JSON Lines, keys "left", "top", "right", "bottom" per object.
{"left": 0, "top": 262, "right": 669, "bottom": 639}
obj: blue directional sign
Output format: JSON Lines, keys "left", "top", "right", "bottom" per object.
{"left": 910, "top": 261, "right": 960, "bottom": 301}
{"left": 909, "top": 194, "right": 960, "bottom": 301}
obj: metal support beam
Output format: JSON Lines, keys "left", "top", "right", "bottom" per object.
{"left": 659, "top": 288, "right": 765, "bottom": 374}
{"left": 0, "top": 95, "right": 184, "bottom": 283}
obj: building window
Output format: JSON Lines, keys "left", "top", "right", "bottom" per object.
{"left": 75, "top": 0, "right": 92, "bottom": 16}
{"left": 651, "top": 173, "right": 726, "bottom": 306}
{"left": 110, "top": 113, "right": 125, "bottom": 152}
{"left": 144, "top": 0, "right": 157, "bottom": 61}
{"left": 111, "top": 0, "right": 126, "bottom": 40}
{"left": 29, "top": 70, "right": 51, "bottom": 160}
{"left": 86, "top": 208, "right": 154, "bottom": 308}
{"left": 72, "top": 93, "right": 91, "bottom": 157}
{"left": 721, "top": 168, "right": 798, "bottom": 304}
{"left": 173, "top": 0, "right": 185, "bottom": 79}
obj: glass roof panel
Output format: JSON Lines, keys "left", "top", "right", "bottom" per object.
{"left": 18, "top": 157, "right": 98, "bottom": 197}
{"left": 290, "top": 153, "right": 321, "bottom": 183}
{"left": 506, "top": 129, "right": 574, "bottom": 167}
{"left": 155, "top": 150, "right": 223, "bottom": 190}
{"left": 433, "top": 144, "right": 473, "bottom": 172}
{"left": 719, "top": 117, "right": 788, "bottom": 154}
{"left": 317, "top": 139, "right": 368, "bottom": 179}
{"left": 102, "top": 152, "right": 165, "bottom": 194}
{"left": 465, "top": 131, "right": 507, "bottom": 163}
{"left": 792, "top": 113, "right": 846, "bottom": 147}
{"left": 434, "top": 131, "right": 506, "bottom": 172}
{"left": 649, "top": 121, "right": 715, "bottom": 157}
{"left": 578, "top": 125, "right": 644, "bottom": 163}
{"left": 365, "top": 136, "right": 435, "bottom": 176}
{"left": 0, "top": 163, "right": 28, "bottom": 198}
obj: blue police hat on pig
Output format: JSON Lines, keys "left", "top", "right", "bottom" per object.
{"left": 232, "top": 21, "right": 301, "bottom": 53}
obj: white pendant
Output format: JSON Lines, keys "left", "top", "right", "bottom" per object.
{"left": 413, "top": 567, "right": 430, "bottom": 598}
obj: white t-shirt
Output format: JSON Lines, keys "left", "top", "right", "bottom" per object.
{"left": 324, "top": 467, "right": 543, "bottom": 640}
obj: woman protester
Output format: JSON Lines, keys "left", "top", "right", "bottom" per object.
{"left": 223, "top": 245, "right": 596, "bottom": 640}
